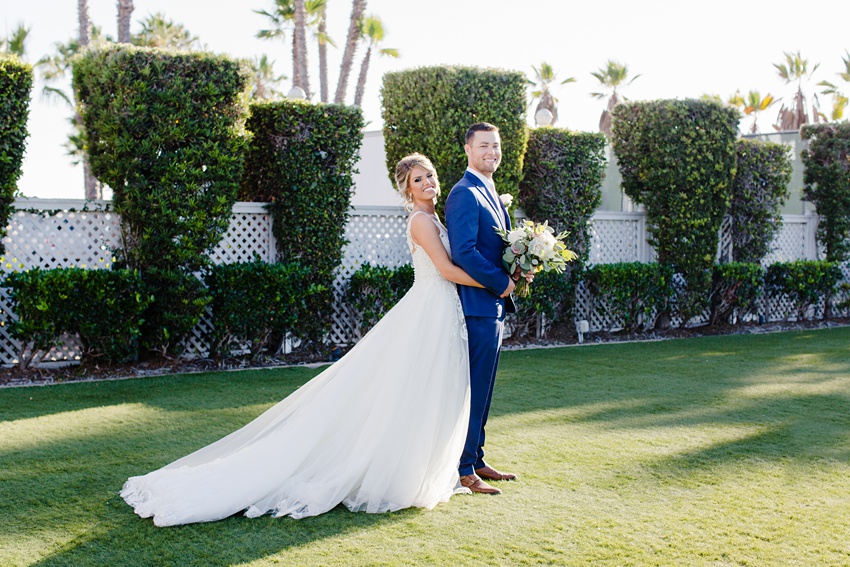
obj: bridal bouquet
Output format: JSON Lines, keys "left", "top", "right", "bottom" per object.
{"left": 495, "top": 220, "right": 577, "bottom": 297}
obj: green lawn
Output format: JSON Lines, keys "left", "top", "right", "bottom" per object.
{"left": 1, "top": 328, "right": 849, "bottom": 566}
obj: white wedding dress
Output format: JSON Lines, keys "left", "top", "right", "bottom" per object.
{"left": 121, "top": 212, "right": 471, "bottom": 526}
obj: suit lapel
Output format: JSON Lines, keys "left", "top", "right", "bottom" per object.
{"left": 471, "top": 183, "right": 506, "bottom": 231}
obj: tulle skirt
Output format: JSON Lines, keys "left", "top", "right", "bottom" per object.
{"left": 121, "top": 276, "right": 471, "bottom": 526}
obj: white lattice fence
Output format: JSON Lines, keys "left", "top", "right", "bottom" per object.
{"left": 0, "top": 202, "right": 839, "bottom": 366}
{"left": 0, "top": 200, "right": 274, "bottom": 365}
{"left": 329, "top": 207, "right": 411, "bottom": 345}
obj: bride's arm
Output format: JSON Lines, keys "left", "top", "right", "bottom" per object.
{"left": 410, "top": 214, "right": 484, "bottom": 288}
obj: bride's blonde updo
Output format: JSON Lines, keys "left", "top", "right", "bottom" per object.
{"left": 395, "top": 153, "right": 441, "bottom": 211}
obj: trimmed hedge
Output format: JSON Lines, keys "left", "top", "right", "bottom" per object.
{"left": 801, "top": 122, "right": 850, "bottom": 262}
{"left": 765, "top": 260, "right": 841, "bottom": 321}
{"left": 73, "top": 45, "right": 252, "bottom": 356}
{"left": 511, "top": 269, "right": 576, "bottom": 339}
{"left": 0, "top": 55, "right": 33, "bottom": 256}
{"left": 612, "top": 99, "right": 739, "bottom": 324}
{"left": 205, "top": 260, "right": 322, "bottom": 358}
{"left": 518, "top": 127, "right": 607, "bottom": 332}
{"left": 381, "top": 66, "right": 528, "bottom": 215}
{"left": 344, "top": 263, "right": 413, "bottom": 337}
{"left": 240, "top": 100, "right": 364, "bottom": 343}
{"left": 74, "top": 44, "right": 252, "bottom": 273}
{"left": 5, "top": 268, "right": 151, "bottom": 367}
{"left": 583, "top": 262, "right": 674, "bottom": 333}
{"left": 709, "top": 262, "right": 765, "bottom": 326}
{"left": 729, "top": 139, "right": 792, "bottom": 264}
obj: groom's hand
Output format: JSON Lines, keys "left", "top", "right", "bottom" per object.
{"left": 500, "top": 278, "right": 516, "bottom": 298}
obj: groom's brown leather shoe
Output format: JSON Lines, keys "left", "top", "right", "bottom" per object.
{"left": 459, "top": 474, "right": 502, "bottom": 495}
{"left": 475, "top": 465, "right": 517, "bottom": 481}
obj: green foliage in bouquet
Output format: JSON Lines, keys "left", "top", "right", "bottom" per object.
{"left": 345, "top": 263, "right": 414, "bottom": 337}
{"left": 765, "top": 260, "right": 841, "bottom": 321}
{"left": 728, "top": 139, "right": 792, "bottom": 264}
{"left": 205, "top": 260, "right": 323, "bottom": 358}
{"left": 583, "top": 262, "right": 675, "bottom": 333}
{"left": 381, "top": 66, "right": 528, "bottom": 217}
{"left": 5, "top": 268, "right": 151, "bottom": 368}
{"left": 709, "top": 262, "right": 765, "bottom": 326}
{"left": 612, "top": 99, "right": 739, "bottom": 325}
{"left": 0, "top": 55, "right": 32, "bottom": 256}
{"left": 801, "top": 122, "right": 850, "bottom": 262}
{"left": 241, "top": 100, "right": 363, "bottom": 344}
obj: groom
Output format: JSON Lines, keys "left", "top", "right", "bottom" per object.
{"left": 445, "top": 122, "right": 517, "bottom": 495}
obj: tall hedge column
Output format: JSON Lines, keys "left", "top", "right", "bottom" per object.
{"left": 381, "top": 66, "right": 528, "bottom": 216}
{"left": 0, "top": 55, "right": 33, "bottom": 256}
{"left": 240, "top": 100, "right": 364, "bottom": 346}
{"left": 518, "top": 127, "right": 607, "bottom": 335}
{"left": 74, "top": 45, "right": 252, "bottom": 356}
{"left": 612, "top": 99, "right": 739, "bottom": 326}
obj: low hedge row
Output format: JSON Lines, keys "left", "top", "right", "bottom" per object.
{"left": 4, "top": 260, "right": 322, "bottom": 367}
{"left": 345, "top": 259, "right": 844, "bottom": 338}
{"left": 4, "top": 259, "right": 843, "bottom": 368}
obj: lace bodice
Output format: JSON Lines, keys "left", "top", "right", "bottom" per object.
{"left": 406, "top": 211, "right": 453, "bottom": 282}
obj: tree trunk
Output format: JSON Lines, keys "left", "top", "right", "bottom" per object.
{"left": 117, "top": 0, "right": 134, "bottom": 44}
{"left": 293, "top": 0, "right": 310, "bottom": 98}
{"left": 353, "top": 47, "right": 371, "bottom": 107}
{"left": 78, "top": 0, "right": 91, "bottom": 46}
{"left": 334, "top": 0, "right": 367, "bottom": 104}
{"left": 318, "top": 4, "right": 328, "bottom": 102}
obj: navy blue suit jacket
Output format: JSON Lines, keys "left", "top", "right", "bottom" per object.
{"left": 445, "top": 171, "right": 516, "bottom": 318}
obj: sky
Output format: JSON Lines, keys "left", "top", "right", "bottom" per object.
{"left": 3, "top": 0, "right": 849, "bottom": 199}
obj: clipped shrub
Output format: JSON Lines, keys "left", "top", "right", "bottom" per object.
{"left": 0, "top": 55, "right": 33, "bottom": 256}
{"left": 709, "top": 262, "right": 765, "bottom": 326}
{"left": 800, "top": 121, "right": 850, "bottom": 262}
{"left": 241, "top": 100, "right": 364, "bottom": 344}
{"left": 345, "top": 263, "right": 414, "bottom": 337}
{"left": 74, "top": 44, "right": 252, "bottom": 355}
{"left": 5, "top": 268, "right": 151, "bottom": 367}
{"left": 728, "top": 139, "right": 793, "bottom": 263}
{"left": 583, "top": 262, "right": 675, "bottom": 333}
{"left": 612, "top": 99, "right": 739, "bottom": 325}
{"left": 510, "top": 269, "right": 576, "bottom": 340}
{"left": 765, "top": 260, "right": 841, "bottom": 321}
{"left": 205, "top": 260, "right": 322, "bottom": 358}
{"left": 381, "top": 66, "right": 529, "bottom": 215}
{"left": 518, "top": 127, "right": 607, "bottom": 332}
{"left": 74, "top": 44, "right": 251, "bottom": 273}
{"left": 140, "top": 268, "right": 211, "bottom": 357}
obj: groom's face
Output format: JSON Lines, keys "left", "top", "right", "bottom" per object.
{"left": 465, "top": 130, "right": 502, "bottom": 178}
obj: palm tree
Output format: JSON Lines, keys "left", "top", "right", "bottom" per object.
{"left": 78, "top": 0, "right": 91, "bottom": 47}
{"left": 352, "top": 15, "right": 398, "bottom": 108}
{"left": 117, "top": 0, "right": 134, "bottom": 44}
{"left": 529, "top": 61, "right": 575, "bottom": 125}
{"left": 773, "top": 50, "right": 821, "bottom": 131}
{"left": 132, "top": 13, "right": 201, "bottom": 50}
{"left": 729, "top": 90, "right": 777, "bottom": 134}
{"left": 0, "top": 23, "right": 31, "bottom": 57}
{"left": 316, "top": 1, "right": 331, "bottom": 102}
{"left": 257, "top": 0, "right": 327, "bottom": 100}
{"left": 818, "top": 50, "right": 850, "bottom": 121}
{"left": 591, "top": 59, "right": 640, "bottom": 136}
{"left": 334, "top": 0, "right": 367, "bottom": 103}
{"left": 250, "top": 54, "right": 287, "bottom": 100}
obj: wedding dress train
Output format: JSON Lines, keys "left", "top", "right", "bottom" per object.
{"left": 121, "top": 212, "right": 471, "bottom": 526}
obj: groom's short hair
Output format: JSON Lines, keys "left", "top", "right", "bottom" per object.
{"left": 465, "top": 122, "right": 499, "bottom": 144}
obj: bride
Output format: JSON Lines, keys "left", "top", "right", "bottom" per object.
{"left": 121, "top": 153, "right": 502, "bottom": 526}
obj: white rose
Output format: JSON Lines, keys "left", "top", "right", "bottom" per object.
{"left": 506, "top": 228, "right": 525, "bottom": 244}
{"left": 499, "top": 193, "right": 513, "bottom": 208}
